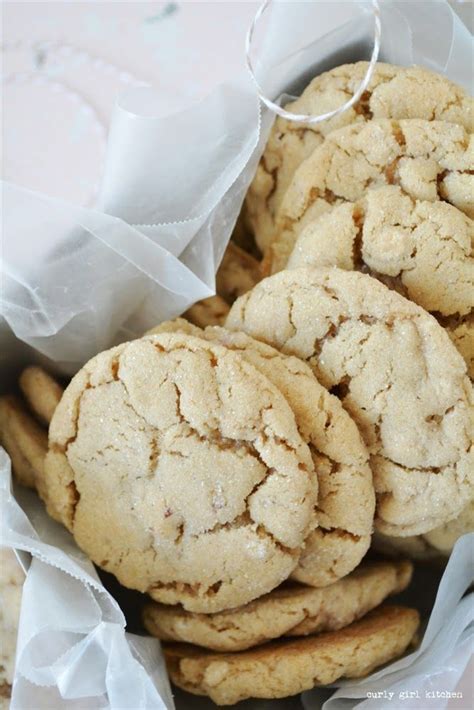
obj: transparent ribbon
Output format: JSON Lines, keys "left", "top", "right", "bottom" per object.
{"left": 246, "top": 0, "right": 382, "bottom": 123}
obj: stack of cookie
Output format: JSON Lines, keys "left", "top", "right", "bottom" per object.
{"left": 0, "top": 60, "right": 472, "bottom": 706}
{"left": 237, "top": 59, "right": 474, "bottom": 560}
{"left": 246, "top": 61, "right": 473, "bottom": 375}
{"left": 1, "top": 357, "right": 418, "bottom": 705}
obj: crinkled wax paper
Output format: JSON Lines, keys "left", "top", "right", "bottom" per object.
{"left": 1, "top": 72, "right": 264, "bottom": 375}
{"left": 0, "top": 449, "right": 173, "bottom": 709}
{"left": 1, "top": 1, "right": 472, "bottom": 708}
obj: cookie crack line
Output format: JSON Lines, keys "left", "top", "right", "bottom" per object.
{"left": 286, "top": 286, "right": 464, "bottom": 404}
{"left": 317, "top": 526, "right": 363, "bottom": 542}
{"left": 58, "top": 338, "right": 315, "bottom": 587}
{"left": 160, "top": 325, "right": 376, "bottom": 552}
{"left": 374, "top": 451, "right": 468, "bottom": 475}
{"left": 119, "top": 363, "right": 283, "bottom": 540}
{"left": 274, "top": 119, "right": 473, "bottom": 267}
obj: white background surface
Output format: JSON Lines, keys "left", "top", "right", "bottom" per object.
{"left": 2, "top": 1, "right": 473, "bottom": 707}
{"left": 3, "top": 1, "right": 259, "bottom": 205}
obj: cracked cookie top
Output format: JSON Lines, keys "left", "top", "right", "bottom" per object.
{"left": 149, "top": 319, "right": 375, "bottom": 587}
{"left": 44, "top": 333, "right": 316, "bottom": 613}
{"left": 288, "top": 185, "right": 474, "bottom": 375}
{"left": 246, "top": 62, "right": 473, "bottom": 252}
{"left": 267, "top": 119, "right": 473, "bottom": 273}
{"left": 227, "top": 267, "right": 474, "bottom": 537}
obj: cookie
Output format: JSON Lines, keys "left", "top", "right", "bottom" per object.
{"left": 164, "top": 605, "right": 419, "bottom": 705}
{"left": 246, "top": 62, "right": 473, "bottom": 252}
{"left": 43, "top": 332, "right": 317, "bottom": 613}
{"left": 150, "top": 319, "right": 374, "bottom": 587}
{"left": 287, "top": 186, "right": 474, "bottom": 373}
{"left": 0, "top": 395, "right": 48, "bottom": 489}
{"left": 444, "top": 315, "right": 474, "bottom": 379}
{"left": 146, "top": 318, "right": 201, "bottom": 338}
{"left": 18, "top": 366, "right": 63, "bottom": 425}
{"left": 227, "top": 267, "right": 474, "bottom": 537}
{"left": 184, "top": 295, "right": 229, "bottom": 328}
{"left": 268, "top": 118, "right": 473, "bottom": 272}
{"left": 0, "top": 548, "right": 25, "bottom": 706}
{"left": 375, "top": 499, "right": 474, "bottom": 559}
{"left": 143, "top": 559, "right": 412, "bottom": 652}
{"left": 216, "top": 242, "right": 261, "bottom": 303}
{"left": 424, "top": 498, "right": 474, "bottom": 553}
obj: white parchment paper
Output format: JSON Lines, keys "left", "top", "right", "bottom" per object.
{"left": 0, "top": 449, "right": 174, "bottom": 709}
{"left": 1, "top": 1, "right": 473, "bottom": 708}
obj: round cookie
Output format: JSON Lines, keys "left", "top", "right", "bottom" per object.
{"left": 288, "top": 185, "right": 474, "bottom": 375}
{"left": 143, "top": 559, "right": 412, "bottom": 652}
{"left": 44, "top": 333, "right": 317, "bottom": 613}
{"left": 268, "top": 118, "right": 473, "bottom": 273}
{"left": 164, "top": 605, "right": 420, "bottom": 705}
{"left": 150, "top": 319, "right": 375, "bottom": 587}
{"left": 226, "top": 267, "right": 474, "bottom": 537}
{"left": 246, "top": 62, "right": 473, "bottom": 252}
{"left": 375, "top": 499, "right": 474, "bottom": 559}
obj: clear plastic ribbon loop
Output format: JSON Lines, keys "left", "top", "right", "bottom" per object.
{"left": 245, "top": 0, "right": 382, "bottom": 123}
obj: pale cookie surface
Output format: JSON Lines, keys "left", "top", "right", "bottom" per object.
{"left": 216, "top": 242, "right": 261, "bottom": 303}
{"left": 246, "top": 62, "right": 473, "bottom": 252}
{"left": 375, "top": 499, "right": 474, "bottom": 559}
{"left": 0, "top": 549, "right": 25, "bottom": 705}
{"left": 227, "top": 268, "right": 474, "bottom": 537}
{"left": 146, "top": 318, "right": 200, "bottom": 338}
{"left": 151, "top": 319, "right": 375, "bottom": 587}
{"left": 144, "top": 560, "right": 412, "bottom": 652}
{"left": 268, "top": 119, "right": 473, "bottom": 272}
{"left": 288, "top": 186, "right": 474, "bottom": 373}
{"left": 164, "top": 605, "right": 419, "bottom": 705}
{"left": 44, "top": 333, "right": 316, "bottom": 613}
{"left": 445, "top": 316, "right": 474, "bottom": 379}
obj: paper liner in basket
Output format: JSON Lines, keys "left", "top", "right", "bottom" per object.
{"left": 1, "top": 1, "right": 473, "bottom": 708}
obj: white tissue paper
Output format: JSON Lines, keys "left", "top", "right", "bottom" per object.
{"left": 1, "top": 1, "right": 472, "bottom": 708}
